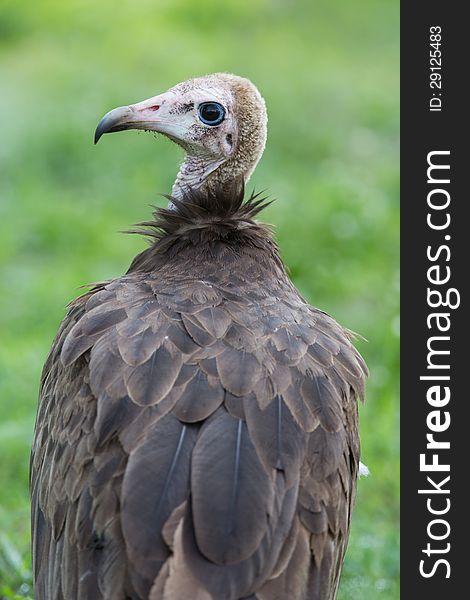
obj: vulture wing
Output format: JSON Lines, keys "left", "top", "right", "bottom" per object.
{"left": 31, "top": 271, "right": 366, "bottom": 600}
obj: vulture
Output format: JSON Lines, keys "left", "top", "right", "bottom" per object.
{"left": 31, "top": 73, "right": 368, "bottom": 600}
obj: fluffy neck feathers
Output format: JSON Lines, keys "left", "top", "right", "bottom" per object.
{"left": 127, "top": 182, "right": 284, "bottom": 276}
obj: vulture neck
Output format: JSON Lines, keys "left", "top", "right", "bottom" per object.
{"left": 171, "top": 141, "right": 263, "bottom": 202}
{"left": 171, "top": 154, "right": 225, "bottom": 200}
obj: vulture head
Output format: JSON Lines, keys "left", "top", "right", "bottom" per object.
{"left": 94, "top": 73, "right": 267, "bottom": 199}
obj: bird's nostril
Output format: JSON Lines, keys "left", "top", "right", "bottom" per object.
{"left": 148, "top": 105, "right": 160, "bottom": 112}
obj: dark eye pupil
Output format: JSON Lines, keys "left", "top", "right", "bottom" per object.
{"left": 199, "top": 102, "right": 225, "bottom": 126}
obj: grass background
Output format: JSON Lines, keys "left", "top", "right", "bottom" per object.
{"left": 0, "top": 0, "right": 399, "bottom": 598}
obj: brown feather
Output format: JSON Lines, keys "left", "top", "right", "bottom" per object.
{"left": 124, "top": 346, "right": 182, "bottom": 407}
{"left": 191, "top": 408, "right": 274, "bottom": 565}
{"left": 172, "top": 371, "right": 224, "bottom": 422}
{"left": 121, "top": 415, "right": 198, "bottom": 583}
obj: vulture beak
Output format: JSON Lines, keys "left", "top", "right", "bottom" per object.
{"left": 94, "top": 92, "right": 179, "bottom": 145}
{"left": 94, "top": 106, "right": 134, "bottom": 144}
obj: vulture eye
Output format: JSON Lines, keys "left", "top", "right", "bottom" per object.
{"left": 198, "top": 102, "right": 225, "bottom": 126}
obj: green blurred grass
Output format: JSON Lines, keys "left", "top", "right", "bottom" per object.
{"left": 0, "top": 0, "right": 399, "bottom": 598}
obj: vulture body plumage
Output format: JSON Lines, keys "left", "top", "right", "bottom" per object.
{"left": 31, "top": 74, "right": 367, "bottom": 600}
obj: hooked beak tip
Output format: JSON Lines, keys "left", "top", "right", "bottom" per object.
{"left": 94, "top": 105, "right": 134, "bottom": 145}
